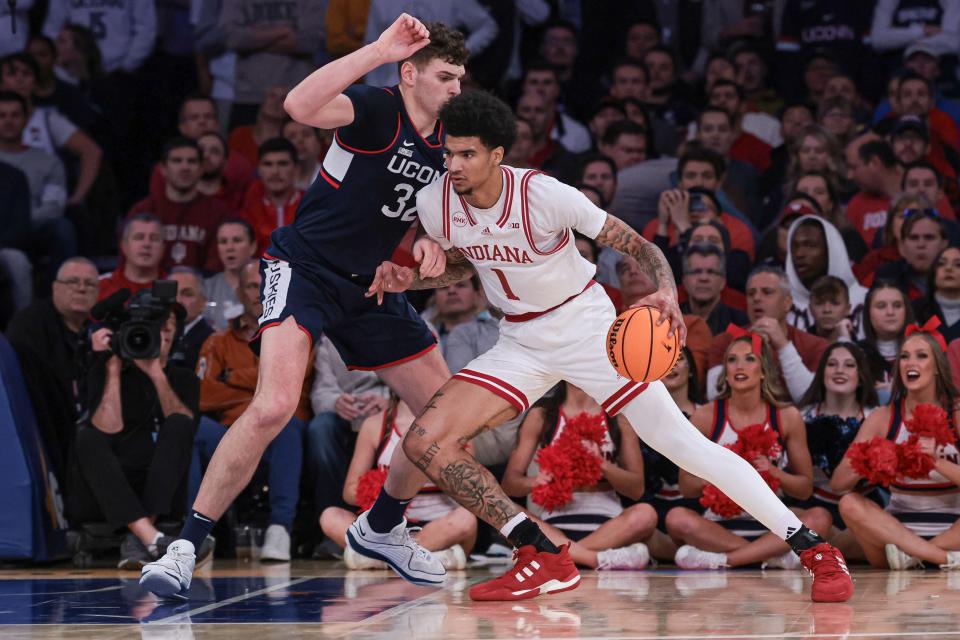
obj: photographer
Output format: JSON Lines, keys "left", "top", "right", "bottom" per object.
{"left": 66, "top": 287, "right": 200, "bottom": 570}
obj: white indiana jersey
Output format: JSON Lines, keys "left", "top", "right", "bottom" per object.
{"left": 416, "top": 167, "right": 607, "bottom": 316}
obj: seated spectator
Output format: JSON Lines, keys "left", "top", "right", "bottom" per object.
{"left": 676, "top": 145, "right": 758, "bottom": 247}
{"left": 912, "top": 247, "right": 960, "bottom": 344}
{"left": 873, "top": 43, "right": 960, "bottom": 129}
{"left": 308, "top": 335, "right": 389, "bottom": 533}
{"left": 150, "top": 94, "right": 254, "bottom": 200}
{"left": 193, "top": 260, "right": 310, "bottom": 562}
{"left": 607, "top": 58, "right": 648, "bottom": 103}
{"left": 692, "top": 105, "right": 761, "bottom": 224}
{"left": 240, "top": 137, "right": 303, "bottom": 251}
{"left": 26, "top": 34, "right": 98, "bottom": 130}
{"left": 598, "top": 119, "right": 648, "bottom": 171}
{"left": 0, "top": 90, "right": 75, "bottom": 281}
{"left": 421, "top": 276, "right": 484, "bottom": 347}
{"left": 578, "top": 154, "right": 616, "bottom": 209}
{"left": 680, "top": 243, "right": 747, "bottom": 336}
{"left": 282, "top": 119, "right": 326, "bottom": 191}
{"left": 68, "top": 306, "right": 199, "bottom": 569}
{"left": 168, "top": 267, "right": 214, "bottom": 371}
{"left": 792, "top": 170, "right": 869, "bottom": 261}
{"left": 515, "top": 89, "right": 575, "bottom": 177}
{"left": 787, "top": 125, "right": 846, "bottom": 189}
{"left": 707, "top": 79, "right": 773, "bottom": 174}
{"left": 732, "top": 43, "right": 784, "bottom": 118}
{"left": 685, "top": 218, "right": 752, "bottom": 295}
{"left": 856, "top": 193, "right": 930, "bottom": 283}
{"left": 98, "top": 213, "right": 164, "bottom": 301}
{"left": 833, "top": 329, "right": 960, "bottom": 570}
{"left": 822, "top": 72, "right": 873, "bottom": 125}
{"left": 587, "top": 99, "right": 626, "bottom": 145}
{"left": 228, "top": 85, "right": 287, "bottom": 167}
{"left": 798, "top": 342, "right": 880, "bottom": 561}
{"left": 807, "top": 276, "right": 853, "bottom": 343}
{"left": 667, "top": 336, "right": 830, "bottom": 570}
{"left": 756, "top": 196, "right": 820, "bottom": 270}
{"left": 642, "top": 46, "right": 697, "bottom": 134}
{"left": 784, "top": 215, "right": 867, "bottom": 336}
{"left": 521, "top": 62, "right": 591, "bottom": 154}
{"left": 6, "top": 256, "right": 99, "bottom": 483}
{"left": 0, "top": 52, "right": 102, "bottom": 206}
{"left": 501, "top": 381, "right": 655, "bottom": 569}
{"left": 889, "top": 114, "right": 959, "bottom": 210}
{"left": 763, "top": 103, "right": 815, "bottom": 211}
{"left": 204, "top": 219, "right": 258, "bottom": 331}
{"left": 902, "top": 160, "right": 956, "bottom": 220}
{"left": 858, "top": 280, "right": 915, "bottom": 406}
{"left": 817, "top": 96, "right": 858, "bottom": 147}
{"left": 196, "top": 132, "right": 244, "bottom": 214}
{"left": 319, "top": 395, "right": 474, "bottom": 570}
{"left": 706, "top": 266, "right": 829, "bottom": 404}
{"left": 845, "top": 136, "right": 903, "bottom": 247}
{"left": 130, "top": 137, "right": 227, "bottom": 273}
{"left": 874, "top": 207, "right": 948, "bottom": 300}
{"left": 885, "top": 71, "right": 959, "bottom": 154}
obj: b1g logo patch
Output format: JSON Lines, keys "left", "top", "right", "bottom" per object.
{"left": 452, "top": 212, "right": 468, "bottom": 227}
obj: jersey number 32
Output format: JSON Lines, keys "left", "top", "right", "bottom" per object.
{"left": 381, "top": 183, "right": 418, "bottom": 222}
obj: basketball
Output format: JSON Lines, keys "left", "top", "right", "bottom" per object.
{"left": 606, "top": 306, "right": 681, "bottom": 382}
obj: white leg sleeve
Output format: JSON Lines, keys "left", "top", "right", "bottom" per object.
{"left": 620, "top": 382, "right": 802, "bottom": 540}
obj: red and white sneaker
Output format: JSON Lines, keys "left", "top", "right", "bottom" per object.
{"left": 800, "top": 543, "right": 854, "bottom": 602}
{"left": 469, "top": 544, "right": 580, "bottom": 601}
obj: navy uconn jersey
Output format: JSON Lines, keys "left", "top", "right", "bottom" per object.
{"left": 277, "top": 84, "right": 445, "bottom": 275}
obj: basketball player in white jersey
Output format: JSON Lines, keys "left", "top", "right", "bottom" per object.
{"left": 352, "top": 91, "right": 854, "bottom": 603}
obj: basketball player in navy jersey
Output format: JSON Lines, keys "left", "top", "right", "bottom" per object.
{"left": 141, "top": 15, "right": 468, "bottom": 598}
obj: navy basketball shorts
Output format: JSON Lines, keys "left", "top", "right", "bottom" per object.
{"left": 252, "top": 241, "right": 437, "bottom": 370}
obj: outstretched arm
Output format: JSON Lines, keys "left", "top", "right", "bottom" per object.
{"left": 365, "top": 249, "right": 474, "bottom": 304}
{"left": 593, "top": 213, "right": 685, "bottom": 342}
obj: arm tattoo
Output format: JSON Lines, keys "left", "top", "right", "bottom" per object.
{"left": 408, "top": 248, "right": 476, "bottom": 290}
{"left": 595, "top": 214, "right": 677, "bottom": 296}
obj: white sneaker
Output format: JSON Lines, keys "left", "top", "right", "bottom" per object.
{"left": 674, "top": 544, "right": 729, "bottom": 569}
{"left": 940, "top": 550, "right": 960, "bottom": 571}
{"left": 345, "top": 511, "right": 445, "bottom": 585}
{"left": 344, "top": 543, "right": 388, "bottom": 570}
{"left": 885, "top": 543, "right": 924, "bottom": 570}
{"left": 434, "top": 544, "right": 467, "bottom": 570}
{"left": 259, "top": 524, "right": 291, "bottom": 562}
{"left": 140, "top": 539, "right": 196, "bottom": 600}
{"left": 596, "top": 542, "right": 650, "bottom": 570}
{"left": 762, "top": 550, "right": 801, "bottom": 570}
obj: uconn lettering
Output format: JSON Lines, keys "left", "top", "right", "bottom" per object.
{"left": 386, "top": 155, "right": 440, "bottom": 185}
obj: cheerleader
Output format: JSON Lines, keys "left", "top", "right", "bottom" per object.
{"left": 833, "top": 325, "right": 960, "bottom": 569}
{"left": 501, "top": 382, "right": 655, "bottom": 569}
{"left": 666, "top": 333, "right": 832, "bottom": 569}
{"left": 798, "top": 341, "right": 880, "bottom": 560}
{"left": 320, "top": 395, "right": 477, "bottom": 570}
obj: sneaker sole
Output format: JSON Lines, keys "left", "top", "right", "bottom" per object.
{"left": 471, "top": 572, "right": 581, "bottom": 601}
{"left": 345, "top": 527, "right": 444, "bottom": 587}
{"left": 811, "top": 582, "right": 855, "bottom": 603}
{"left": 140, "top": 567, "right": 191, "bottom": 600}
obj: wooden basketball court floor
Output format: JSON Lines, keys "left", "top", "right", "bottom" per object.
{"left": 1, "top": 561, "right": 959, "bottom": 639}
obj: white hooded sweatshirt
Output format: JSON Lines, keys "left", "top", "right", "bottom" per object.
{"left": 785, "top": 215, "right": 868, "bottom": 338}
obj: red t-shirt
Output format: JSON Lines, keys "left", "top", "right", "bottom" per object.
{"left": 150, "top": 153, "right": 254, "bottom": 210}
{"left": 127, "top": 192, "right": 228, "bottom": 272}
{"left": 240, "top": 181, "right": 304, "bottom": 251}
{"left": 643, "top": 213, "right": 756, "bottom": 261}
{"left": 729, "top": 132, "right": 772, "bottom": 174}
{"left": 227, "top": 126, "right": 260, "bottom": 168}
{"left": 846, "top": 191, "right": 891, "bottom": 247}
{"left": 97, "top": 268, "right": 162, "bottom": 301}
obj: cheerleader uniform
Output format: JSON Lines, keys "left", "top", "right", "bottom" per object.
{"left": 374, "top": 409, "right": 459, "bottom": 525}
{"left": 802, "top": 405, "right": 885, "bottom": 528}
{"left": 703, "top": 399, "right": 788, "bottom": 540}
{"left": 884, "top": 401, "right": 960, "bottom": 538}
{"left": 528, "top": 409, "right": 623, "bottom": 541}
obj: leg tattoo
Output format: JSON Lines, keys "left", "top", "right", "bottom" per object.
{"left": 414, "top": 441, "right": 440, "bottom": 471}
{"left": 437, "top": 457, "right": 518, "bottom": 528}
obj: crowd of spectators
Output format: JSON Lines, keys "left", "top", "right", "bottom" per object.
{"left": 2, "top": 0, "right": 960, "bottom": 570}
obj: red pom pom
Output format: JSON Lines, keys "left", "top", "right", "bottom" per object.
{"left": 905, "top": 404, "right": 956, "bottom": 447}
{"left": 897, "top": 437, "right": 938, "bottom": 479}
{"left": 699, "top": 424, "right": 783, "bottom": 518}
{"left": 846, "top": 437, "right": 899, "bottom": 487}
{"left": 531, "top": 412, "right": 608, "bottom": 510}
{"left": 699, "top": 484, "right": 742, "bottom": 518}
{"left": 356, "top": 467, "right": 389, "bottom": 511}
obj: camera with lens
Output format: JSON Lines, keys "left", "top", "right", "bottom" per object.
{"left": 100, "top": 281, "right": 179, "bottom": 360}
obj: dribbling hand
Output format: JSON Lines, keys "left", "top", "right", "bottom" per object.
{"left": 366, "top": 260, "right": 414, "bottom": 304}
{"left": 632, "top": 288, "right": 687, "bottom": 346}
{"left": 375, "top": 13, "right": 431, "bottom": 63}
{"left": 413, "top": 237, "right": 446, "bottom": 278}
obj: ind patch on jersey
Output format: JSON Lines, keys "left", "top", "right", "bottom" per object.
{"left": 260, "top": 257, "right": 292, "bottom": 323}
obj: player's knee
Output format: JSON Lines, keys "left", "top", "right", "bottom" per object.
{"left": 838, "top": 494, "right": 866, "bottom": 522}
{"left": 249, "top": 391, "right": 297, "bottom": 429}
{"left": 802, "top": 506, "right": 833, "bottom": 533}
{"left": 664, "top": 506, "right": 697, "bottom": 538}
{"left": 402, "top": 427, "right": 430, "bottom": 463}
{"left": 450, "top": 507, "right": 478, "bottom": 536}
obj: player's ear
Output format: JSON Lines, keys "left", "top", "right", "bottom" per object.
{"left": 399, "top": 60, "right": 417, "bottom": 86}
{"left": 492, "top": 146, "right": 504, "bottom": 165}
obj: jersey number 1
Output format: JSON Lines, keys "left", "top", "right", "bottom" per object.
{"left": 491, "top": 268, "right": 520, "bottom": 301}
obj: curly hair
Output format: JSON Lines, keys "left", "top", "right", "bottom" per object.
{"left": 439, "top": 90, "right": 517, "bottom": 153}
{"left": 405, "top": 21, "right": 468, "bottom": 69}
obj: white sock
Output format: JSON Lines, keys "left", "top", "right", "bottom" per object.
{"left": 620, "top": 382, "right": 802, "bottom": 540}
{"left": 499, "top": 512, "right": 528, "bottom": 539}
